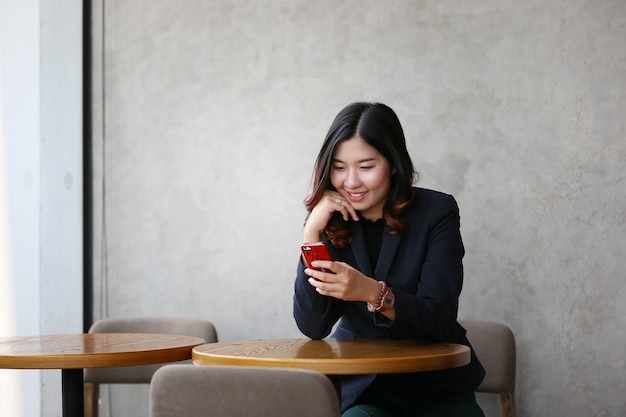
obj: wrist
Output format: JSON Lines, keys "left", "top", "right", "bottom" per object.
{"left": 366, "top": 281, "right": 396, "bottom": 313}
{"left": 303, "top": 227, "right": 323, "bottom": 244}
{"left": 366, "top": 281, "right": 387, "bottom": 312}
{"left": 380, "top": 288, "right": 395, "bottom": 312}
{"left": 303, "top": 234, "right": 321, "bottom": 244}
{"left": 303, "top": 217, "right": 325, "bottom": 239}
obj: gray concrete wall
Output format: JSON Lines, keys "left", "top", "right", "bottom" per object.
{"left": 92, "top": 1, "right": 626, "bottom": 416}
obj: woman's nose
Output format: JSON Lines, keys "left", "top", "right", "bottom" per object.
{"left": 344, "top": 169, "right": 361, "bottom": 187}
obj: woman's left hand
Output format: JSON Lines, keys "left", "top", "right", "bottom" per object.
{"left": 305, "top": 260, "right": 380, "bottom": 303}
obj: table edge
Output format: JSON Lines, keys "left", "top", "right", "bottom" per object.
{"left": 0, "top": 333, "right": 206, "bottom": 370}
{"left": 191, "top": 339, "right": 471, "bottom": 375}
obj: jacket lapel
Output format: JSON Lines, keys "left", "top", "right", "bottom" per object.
{"left": 349, "top": 221, "right": 374, "bottom": 277}
{"left": 375, "top": 223, "right": 402, "bottom": 281}
{"left": 350, "top": 221, "right": 402, "bottom": 281}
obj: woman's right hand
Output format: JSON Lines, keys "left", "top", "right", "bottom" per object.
{"left": 303, "top": 192, "right": 360, "bottom": 243}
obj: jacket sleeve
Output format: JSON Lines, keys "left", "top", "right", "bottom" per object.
{"left": 293, "top": 257, "right": 342, "bottom": 339}
{"left": 390, "top": 194, "right": 466, "bottom": 342}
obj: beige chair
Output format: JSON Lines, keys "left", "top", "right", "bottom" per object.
{"left": 150, "top": 364, "right": 341, "bottom": 417}
{"left": 460, "top": 319, "right": 517, "bottom": 417}
{"left": 84, "top": 317, "right": 218, "bottom": 417}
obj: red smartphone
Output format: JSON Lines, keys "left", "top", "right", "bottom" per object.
{"left": 300, "top": 242, "right": 333, "bottom": 273}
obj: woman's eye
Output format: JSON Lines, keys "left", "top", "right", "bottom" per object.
{"left": 332, "top": 165, "right": 345, "bottom": 171}
{"left": 360, "top": 166, "right": 373, "bottom": 170}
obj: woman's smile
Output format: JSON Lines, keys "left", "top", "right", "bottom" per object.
{"left": 346, "top": 191, "right": 367, "bottom": 202}
{"left": 331, "top": 136, "right": 391, "bottom": 220}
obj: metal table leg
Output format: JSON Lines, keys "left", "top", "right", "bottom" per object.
{"left": 62, "top": 369, "right": 84, "bottom": 417}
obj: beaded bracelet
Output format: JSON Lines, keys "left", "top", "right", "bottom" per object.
{"left": 367, "top": 281, "right": 388, "bottom": 312}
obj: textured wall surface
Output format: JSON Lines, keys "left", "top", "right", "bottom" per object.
{"left": 92, "top": 1, "right": 626, "bottom": 416}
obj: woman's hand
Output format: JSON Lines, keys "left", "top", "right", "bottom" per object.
{"left": 304, "top": 260, "right": 381, "bottom": 303}
{"left": 303, "top": 192, "right": 360, "bottom": 243}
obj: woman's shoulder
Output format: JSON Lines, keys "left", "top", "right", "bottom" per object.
{"left": 411, "top": 186, "right": 457, "bottom": 204}
{"left": 406, "top": 187, "right": 459, "bottom": 215}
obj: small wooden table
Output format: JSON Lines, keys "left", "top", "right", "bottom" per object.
{"left": 0, "top": 333, "right": 205, "bottom": 417}
{"left": 192, "top": 338, "right": 470, "bottom": 374}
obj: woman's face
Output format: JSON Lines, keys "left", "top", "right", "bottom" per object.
{"left": 330, "top": 136, "right": 392, "bottom": 220}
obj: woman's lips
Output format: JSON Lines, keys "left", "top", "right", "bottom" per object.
{"left": 347, "top": 192, "right": 367, "bottom": 202}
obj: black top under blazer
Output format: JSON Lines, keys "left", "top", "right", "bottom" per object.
{"left": 293, "top": 187, "right": 485, "bottom": 411}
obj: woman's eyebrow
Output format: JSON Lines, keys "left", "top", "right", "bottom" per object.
{"left": 332, "top": 157, "right": 377, "bottom": 163}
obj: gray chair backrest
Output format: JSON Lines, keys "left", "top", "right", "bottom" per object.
{"left": 150, "top": 364, "right": 341, "bottom": 417}
{"left": 460, "top": 319, "right": 517, "bottom": 417}
{"left": 84, "top": 317, "right": 218, "bottom": 384}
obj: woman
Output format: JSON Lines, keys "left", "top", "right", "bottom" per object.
{"left": 293, "top": 102, "right": 485, "bottom": 417}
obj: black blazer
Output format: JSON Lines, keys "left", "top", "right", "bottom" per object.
{"left": 293, "top": 187, "right": 485, "bottom": 410}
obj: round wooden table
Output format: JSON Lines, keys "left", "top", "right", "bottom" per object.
{"left": 192, "top": 338, "right": 470, "bottom": 374}
{"left": 0, "top": 333, "right": 205, "bottom": 417}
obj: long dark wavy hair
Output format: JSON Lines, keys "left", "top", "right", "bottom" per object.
{"left": 304, "top": 102, "right": 418, "bottom": 248}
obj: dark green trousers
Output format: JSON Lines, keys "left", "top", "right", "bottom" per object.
{"left": 342, "top": 392, "right": 484, "bottom": 417}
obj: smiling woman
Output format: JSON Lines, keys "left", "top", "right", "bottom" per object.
{"left": 294, "top": 102, "right": 485, "bottom": 417}
{"left": 330, "top": 137, "right": 392, "bottom": 221}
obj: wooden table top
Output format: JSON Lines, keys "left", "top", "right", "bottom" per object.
{"left": 0, "top": 333, "right": 205, "bottom": 370}
{"left": 192, "top": 338, "right": 470, "bottom": 375}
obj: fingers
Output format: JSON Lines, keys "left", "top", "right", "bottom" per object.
{"left": 304, "top": 263, "right": 334, "bottom": 281}
{"left": 328, "top": 194, "right": 359, "bottom": 222}
{"left": 306, "top": 274, "right": 334, "bottom": 296}
{"left": 304, "top": 267, "right": 326, "bottom": 293}
{"left": 310, "top": 260, "right": 334, "bottom": 273}
{"left": 306, "top": 262, "right": 370, "bottom": 301}
{"left": 304, "top": 194, "right": 356, "bottom": 239}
